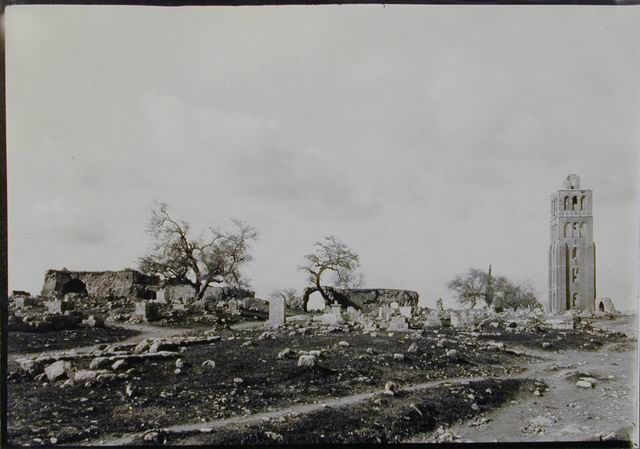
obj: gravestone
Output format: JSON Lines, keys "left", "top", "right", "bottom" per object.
{"left": 436, "top": 298, "right": 445, "bottom": 315}
{"left": 399, "top": 306, "right": 413, "bottom": 318}
{"left": 228, "top": 300, "right": 241, "bottom": 315}
{"left": 172, "top": 303, "right": 186, "bottom": 311}
{"left": 423, "top": 311, "right": 442, "bottom": 328}
{"left": 388, "top": 315, "right": 409, "bottom": 332}
{"left": 14, "top": 297, "right": 35, "bottom": 309}
{"left": 47, "top": 300, "right": 64, "bottom": 314}
{"left": 378, "top": 307, "right": 393, "bottom": 321}
{"left": 363, "top": 320, "right": 378, "bottom": 332}
{"left": 266, "top": 297, "right": 285, "bottom": 327}
{"left": 134, "top": 301, "right": 161, "bottom": 321}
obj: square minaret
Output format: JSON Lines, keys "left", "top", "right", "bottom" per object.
{"left": 548, "top": 174, "right": 596, "bottom": 313}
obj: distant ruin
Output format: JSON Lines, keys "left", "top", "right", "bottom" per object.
{"left": 41, "top": 269, "right": 159, "bottom": 299}
{"left": 303, "top": 287, "right": 419, "bottom": 313}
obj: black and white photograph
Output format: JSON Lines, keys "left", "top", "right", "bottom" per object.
{"left": 3, "top": 3, "right": 639, "bottom": 446}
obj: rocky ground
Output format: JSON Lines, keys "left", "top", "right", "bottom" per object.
{"left": 6, "top": 309, "right": 637, "bottom": 446}
{"left": 408, "top": 315, "right": 638, "bottom": 444}
{"left": 8, "top": 327, "right": 141, "bottom": 354}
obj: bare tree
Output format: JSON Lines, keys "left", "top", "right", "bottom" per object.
{"left": 299, "top": 235, "right": 361, "bottom": 310}
{"left": 447, "top": 267, "right": 490, "bottom": 309}
{"left": 494, "top": 279, "right": 540, "bottom": 311}
{"left": 139, "top": 202, "right": 257, "bottom": 302}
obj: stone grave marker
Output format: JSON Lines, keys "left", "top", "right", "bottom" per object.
{"left": 47, "top": 300, "right": 64, "bottom": 314}
{"left": 266, "top": 297, "right": 285, "bottom": 327}
{"left": 134, "top": 301, "right": 161, "bottom": 321}
{"left": 378, "top": 307, "right": 393, "bottom": 321}
{"left": 399, "top": 306, "right": 413, "bottom": 318}
{"left": 228, "top": 300, "right": 241, "bottom": 315}
{"left": 388, "top": 315, "right": 409, "bottom": 332}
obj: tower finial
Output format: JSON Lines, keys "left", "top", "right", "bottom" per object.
{"left": 563, "top": 174, "right": 580, "bottom": 189}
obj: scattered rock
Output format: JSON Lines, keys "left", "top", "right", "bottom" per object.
{"left": 73, "top": 370, "right": 100, "bottom": 382}
{"left": 111, "top": 360, "right": 128, "bottom": 371}
{"left": 44, "top": 361, "right": 72, "bottom": 382}
{"left": 89, "top": 357, "right": 110, "bottom": 370}
{"left": 134, "top": 340, "right": 150, "bottom": 354}
{"left": 384, "top": 381, "right": 397, "bottom": 396}
{"left": 297, "top": 355, "right": 316, "bottom": 368}
{"left": 201, "top": 360, "right": 216, "bottom": 369}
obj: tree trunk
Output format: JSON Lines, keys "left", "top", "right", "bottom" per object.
{"left": 195, "top": 283, "right": 207, "bottom": 302}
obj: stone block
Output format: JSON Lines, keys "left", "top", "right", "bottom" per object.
{"left": 134, "top": 301, "right": 161, "bottom": 321}
{"left": 388, "top": 315, "right": 409, "bottom": 332}
{"left": 265, "top": 297, "right": 285, "bottom": 328}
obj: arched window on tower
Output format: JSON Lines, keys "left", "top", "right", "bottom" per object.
{"left": 580, "top": 195, "right": 586, "bottom": 210}
{"left": 573, "top": 222, "right": 578, "bottom": 238}
{"left": 572, "top": 267, "right": 579, "bottom": 282}
{"left": 572, "top": 196, "right": 578, "bottom": 210}
{"left": 572, "top": 293, "right": 579, "bottom": 308}
{"left": 564, "top": 196, "right": 569, "bottom": 210}
{"left": 571, "top": 247, "right": 577, "bottom": 259}
{"left": 580, "top": 222, "right": 586, "bottom": 238}
{"left": 564, "top": 223, "right": 571, "bottom": 238}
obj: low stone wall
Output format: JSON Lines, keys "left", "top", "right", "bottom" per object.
{"left": 154, "top": 284, "right": 255, "bottom": 303}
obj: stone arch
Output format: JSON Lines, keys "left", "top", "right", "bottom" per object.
{"left": 60, "top": 278, "right": 88, "bottom": 297}
{"left": 580, "top": 195, "right": 586, "bottom": 210}
{"left": 572, "top": 222, "right": 578, "bottom": 238}
{"left": 564, "top": 196, "right": 570, "bottom": 210}
{"left": 564, "top": 223, "right": 571, "bottom": 238}
{"left": 572, "top": 196, "right": 578, "bottom": 210}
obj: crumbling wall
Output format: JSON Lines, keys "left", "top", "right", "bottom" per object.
{"left": 596, "top": 297, "right": 618, "bottom": 315}
{"left": 155, "top": 283, "right": 255, "bottom": 303}
{"left": 303, "top": 287, "right": 419, "bottom": 312}
{"left": 41, "top": 269, "right": 159, "bottom": 299}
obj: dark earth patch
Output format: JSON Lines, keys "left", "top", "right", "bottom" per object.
{"left": 150, "top": 378, "right": 538, "bottom": 445}
{"left": 7, "top": 329, "right": 529, "bottom": 446}
{"left": 8, "top": 327, "right": 141, "bottom": 354}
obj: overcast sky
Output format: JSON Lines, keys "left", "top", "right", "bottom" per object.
{"left": 6, "top": 5, "right": 640, "bottom": 310}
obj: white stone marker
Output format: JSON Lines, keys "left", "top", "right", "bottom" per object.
{"left": 266, "top": 296, "right": 285, "bottom": 327}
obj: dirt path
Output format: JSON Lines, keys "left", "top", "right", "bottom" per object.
{"left": 88, "top": 374, "right": 494, "bottom": 446}
{"left": 9, "top": 322, "right": 191, "bottom": 363}
{"left": 408, "top": 327, "right": 638, "bottom": 443}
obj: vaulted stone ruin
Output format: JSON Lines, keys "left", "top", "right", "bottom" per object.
{"left": 41, "top": 269, "right": 159, "bottom": 299}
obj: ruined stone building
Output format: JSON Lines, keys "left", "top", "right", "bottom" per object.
{"left": 548, "top": 174, "right": 596, "bottom": 312}
{"left": 41, "top": 269, "right": 159, "bottom": 299}
{"left": 41, "top": 268, "right": 254, "bottom": 303}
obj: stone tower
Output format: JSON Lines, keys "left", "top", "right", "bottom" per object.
{"left": 548, "top": 174, "right": 596, "bottom": 313}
